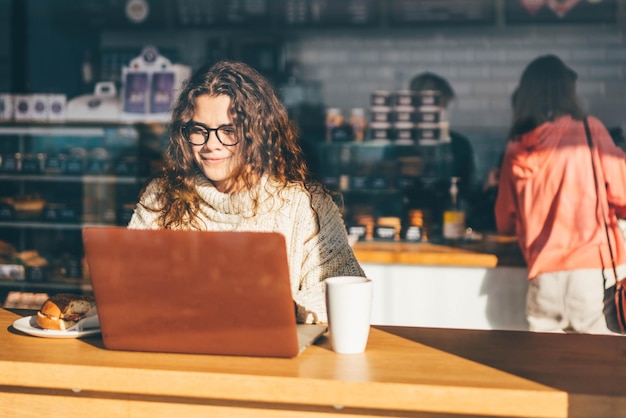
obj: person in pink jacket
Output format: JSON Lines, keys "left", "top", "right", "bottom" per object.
{"left": 495, "top": 55, "right": 626, "bottom": 334}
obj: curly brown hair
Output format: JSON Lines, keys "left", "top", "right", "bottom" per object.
{"left": 141, "top": 60, "right": 321, "bottom": 229}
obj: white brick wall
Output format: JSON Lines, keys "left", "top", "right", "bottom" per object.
{"left": 283, "top": 24, "right": 626, "bottom": 179}
{"left": 286, "top": 26, "right": 626, "bottom": 125}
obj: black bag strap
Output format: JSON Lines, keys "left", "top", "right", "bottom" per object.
{"left": 583, "top": 116, "right": 620, "bottom": 283}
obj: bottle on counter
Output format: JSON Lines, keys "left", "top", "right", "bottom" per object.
{"left": 349, "top": 108, "right": 367, "bottom": 141}
{"left": 442, "top": 177, "right": 466, "bottom": 241}
{"left": 375, "top": 216, "right": 401, "bottom": 241}
{"left": 405, "top": 209, "right": 429, "bottom": 242}
{"left": 81, "top": 50, "right": 94, "bottom": 94}
{"left": 338, "top": 146, "right": 352, "bottom": 191}
{"left": 325, "top": 108, "right": 343, "bottom": 142}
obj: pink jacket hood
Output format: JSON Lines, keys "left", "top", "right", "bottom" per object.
{"left": 508, "top": 118, "right": 572, "bottom": 181}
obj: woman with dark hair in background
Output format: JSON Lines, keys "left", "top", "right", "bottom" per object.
{"left": 128, "top": 60, "right": 364, "bottom": 324}
{"left": 495, "top": 54, "right": 626, "bottom": 334}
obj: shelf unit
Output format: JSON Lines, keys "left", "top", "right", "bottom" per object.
{"left": 317, "top": 139, "right": 452, "bottom": 203}
{"left": 316, "top": 139, "right": 458, "bottom": 243}
{"left": 0, "top": 124, "right": 146, "bottom": 303}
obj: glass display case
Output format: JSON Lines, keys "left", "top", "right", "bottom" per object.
{"left": 0, "top": 124, "right": 149, "bottom": 303}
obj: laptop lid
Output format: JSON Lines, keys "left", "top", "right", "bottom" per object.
{"left": 82, "top": 227, "right": 325, "bottom": 358}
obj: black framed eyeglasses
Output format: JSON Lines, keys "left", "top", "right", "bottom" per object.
{"left": 182, "top": 121, "right": 239, "bottom": 146}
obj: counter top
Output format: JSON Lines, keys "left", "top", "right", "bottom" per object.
{"left": 352, "top": 236, "right": 524, "bottom": 268}
{"left": 1, "top": 308, "right": 625, "bottom": 417}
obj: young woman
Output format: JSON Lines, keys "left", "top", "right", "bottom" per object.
{"left": 128, "top": 60, "right": 364, "bottom": 324}
{"left": 495, "top": 55, "right": 626, "bottom": 334}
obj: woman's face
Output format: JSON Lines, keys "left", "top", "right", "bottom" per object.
{"left": 189, "top": 94, "right": 239, "bottom": 192}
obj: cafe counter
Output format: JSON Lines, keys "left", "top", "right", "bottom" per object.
{"left": 351, "top": 235, "right": 524, "bottom": 268}
{"left": 2, "top": 308, "right": 626, "bottom": 418}
{"left": 352, "top": 237, "right": 531, "bottom": 331}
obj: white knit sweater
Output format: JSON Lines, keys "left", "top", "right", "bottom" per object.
{"left": 128, "top": 175, "right": 365, "bottom": 323}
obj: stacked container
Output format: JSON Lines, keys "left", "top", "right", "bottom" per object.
{"left": 369, "top": 90, "right": 394, "bottom": 141}
{"left": 414, "top": 90, "right": 449, "bottom": 145}
{"left": 368, "top": 90, "right": 450, "bottom": 144}
{"left": 393, "top": 90, "right": 417, "bottom": 144}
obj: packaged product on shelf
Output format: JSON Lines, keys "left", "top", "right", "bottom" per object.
{"left": 369, "top": 122, "right": 393, "bottom": 141}
{"left": 41, "top": 203, "right": 79, "bottom": 223}
{"left": 0, "top": 94, "right": 13, "bottom": 121}
{"left": 0, "top": 152, "right": 22, "bottom": 173}
{"left": 0, "top": 198, "right": 14, "bottom": 220}
{"left": 44, "top": 153, "right": 67, "bottom": 174}
{"left": 0, "top": 265, "right": 24, "bottom": 281}
{"left": 65, "top": 147, "right": 87, "bottom": 175}
{"left": 414, "top": 90, "right": 442, "bottom": 107}
{"left": 416, "top": 123, "right": 442, "bottom": 145}
{"left": 121, "top": 46, "right": 191, "bottom": 123}
{"left": 65, "top": 82, "right": 121, "bottom": 123}
{"left": 47, "top": 94, "right": 67, "bottom": 122}
{"left": 375, "top": 216, "right": 402, "bottom": 241}
{"left": 394, "top": 122, "right": 416, "bottom": 144}
{"left": 63, "top": 256, "right": 83, "bottom": 279}
{"left": 415, "top": 106, "right": 445, "bottom": 124}
{"left": 350, "top": 170, "right": 369, "bottom": 190}
{"left": 369, "top": 106, "right": 393, "bottom": 123}
{"left": 12, "top": 93, "right": 66, "bottom": 123}
{"left": 350, "top": 211, "right": 375, "bottom": 241}
{"left": 349, "top": 108, "right": 367, "bottom": 141}
{"left": 150, "top": 72, "right": 176, "bottom": 113}
{"left": 405, "top": 209, "right": 430, "bottom": 242}
{"left": 86, "top": 148, "right": 111, "bottom": 174}
{"left": 19, "top": 250, "right": 48, "bottom": 282}
{"left": 31, "top": 94, "right": 49, "bottom": 121}
{"left": 371, "top": 90, "right": 393, "bottom": 107}
{"left": 394, "top": 90, "right": 416, "bottom": 107}
{"left": 13, "top": 95, "right": 34, "bottom": 121}
{"left": 20, "top": 153, "right": 46, "bottom": 174}
{"left": 394, "top": 105, "right": 416, "bottom": 123}
{"left": 123, "top": 72, "right": 149, "bottom": 115}
{"left": 325, "top": 107, "right": 344, "bottom": 142}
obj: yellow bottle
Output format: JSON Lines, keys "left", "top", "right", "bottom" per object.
{"left": 443, "top": 177, "right": 465, "bottom": 240}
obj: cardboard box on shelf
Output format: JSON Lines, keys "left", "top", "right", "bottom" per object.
{"left": 121, "top": 46, "right": 191, "bottom": 123}
{"left": 0, "top": 94, "right": 13, "bottom": 121}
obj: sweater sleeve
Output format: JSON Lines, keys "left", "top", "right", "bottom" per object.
{"left": 292, "top": 191, "right": 365, "bottom": 324}
{"left": 127, "top": 180, "right": 161, "bottom": 230}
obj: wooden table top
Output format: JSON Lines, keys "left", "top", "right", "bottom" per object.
{"left": 1, "top": 308, "right": 625, "bottom": 417}
{"left": 352, "top": 240, "right": 500, "bottom": 267}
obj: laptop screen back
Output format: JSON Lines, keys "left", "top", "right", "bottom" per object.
{"left": 82, "top": 227, "right": 302, "bottom": 357}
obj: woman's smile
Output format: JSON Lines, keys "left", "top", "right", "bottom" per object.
{"left": 190, "top": 94, "right": 238, "bottom": 192}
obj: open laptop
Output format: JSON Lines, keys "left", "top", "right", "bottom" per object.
{"left": 82, "top": 227, "right": 327, "bottom": 358}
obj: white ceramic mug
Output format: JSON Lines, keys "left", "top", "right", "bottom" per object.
{"left": 325, "top": 276, "right": 373, "bottom": 354}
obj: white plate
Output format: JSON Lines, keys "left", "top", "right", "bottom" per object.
{"left": 12, "top": 316, "right": 101, "bottom": 339}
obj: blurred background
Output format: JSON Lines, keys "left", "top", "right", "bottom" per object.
{"left": 2, "top": 0, "right": 625, "bottom": 182}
